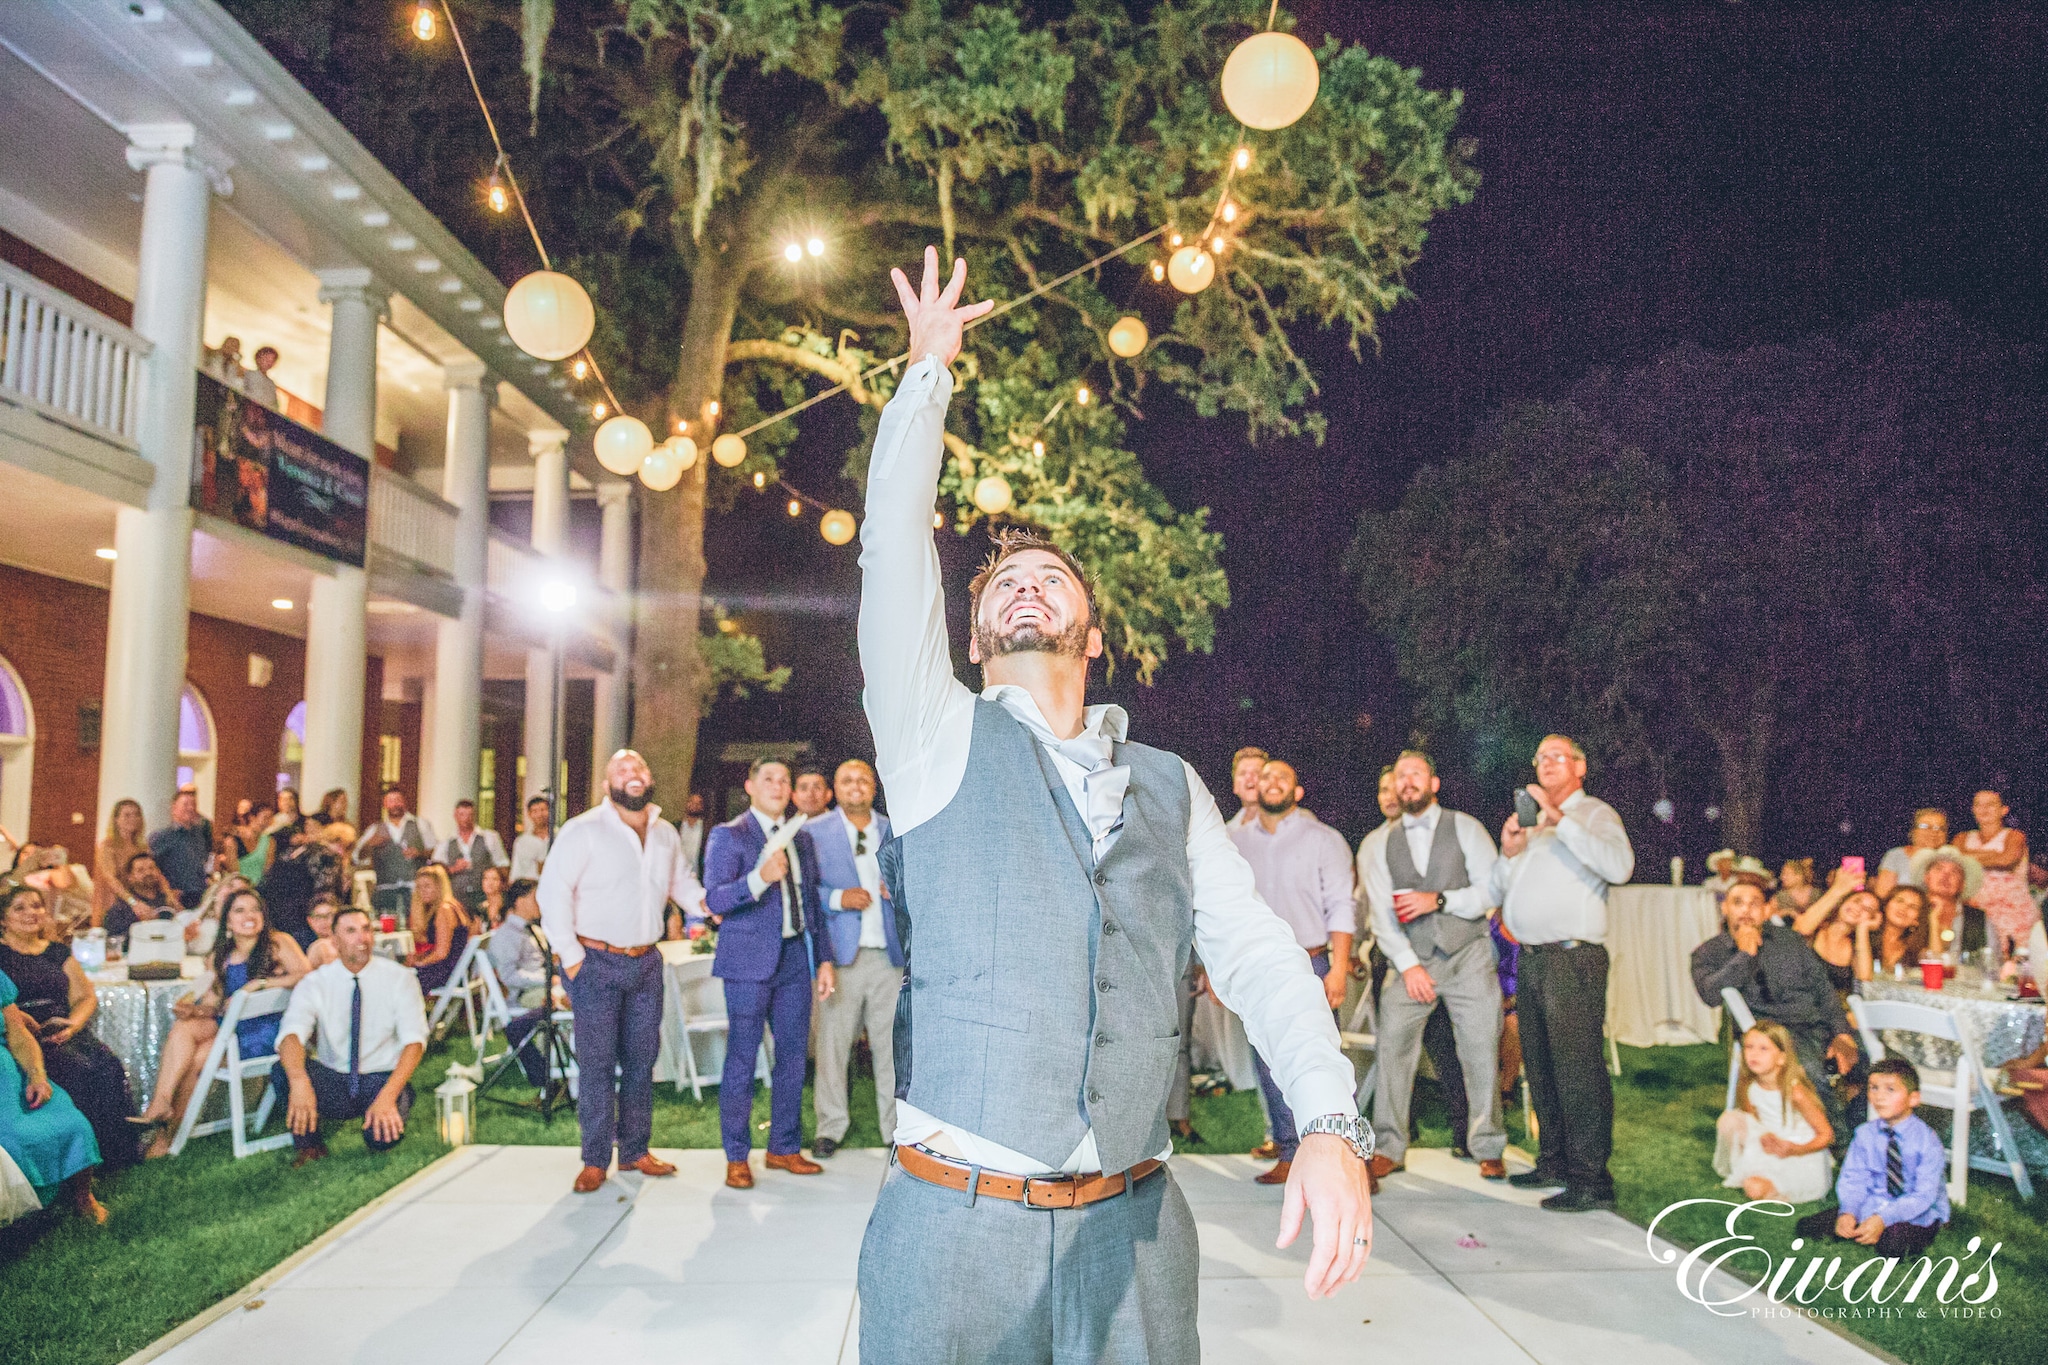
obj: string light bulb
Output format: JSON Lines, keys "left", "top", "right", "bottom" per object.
{"left": 1032, "top": 440, "right": 1046, "bottom": 458}
{"left": 820, "top": 509, "right": 857, "bottom": 545}
{"left": 1170, "top": 232, "right": 1183, "bottom": 247}
{"left": 593, "top": 402, "right": 607, "bottom": 420}
{"left": 1221, "top": 202, "right": 1238, "bottom": 223}
{"left": 787, "top": 498, "right": 803, "bottom": 517}
{"left": 972, "top": 474, "right": 1014, "bottom": 516}
{"left": 705, "top": 400, "right": 720, "bottom": 418}
{"left": 572, "top": 359, "right": 587, "bottom": 380}
{"left": 806, "top": 237, "right": 825, "bottom": 257}
{"left": 1106, "top": 316, "right": 1149, "bottom": 358}
{"left": 712, "top": 433, "right": 747, "bottom": 467}
{"left": 752, "top": 471, "right": 767, "bottom": 489}
{"left": 1167, "top": 245, "right": 1216, "bottom": 294}
{"left": 411, "top": 3, "right": 437, "bottom": 42}
{"left": 1235, "top": 146, "right": 1252, "bottom": 170}
{"left": 783, "top": 242, "right": 803, "bottom": 263}
{"left": 933, "top": 511, "right": 946, "bottom": 529}
{"left": 1151, "top": 261, "right": 1166, "bottom": 282}
{"left": 485, "top": 170, "right": 509, "bottom": 214}
{"left": 1075, "top": 386, "right": 1091, "bottom": 406}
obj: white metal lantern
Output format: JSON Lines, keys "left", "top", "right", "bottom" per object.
{"left": 1220, "top": 31, "right": 1320, "bottom": 131}
{"left": 972, "top": 474, "right": 1013, "bottom": 516}
{"left": 639, "top": 439, "right": 687, "bottom": 491}
{"left": 712, "top": 433, "right": 747, "bottom": 468}
{"left": 820, "top": 509, "right": 857, "bottom": 545}
{"left": 502, "top": 270, "right": 596, "bottom": 361}
{"left": 1107, "top": 316, "right": 1149, "bottom": 358}
{"left": 1167, "top": 246, "right": 1215, "bottom": 294}
{"left": 435, "top": 1073, "right": 475, "bottom": 1147}
{"left": 594, "top": 415, "right": 653, "bottom": 475}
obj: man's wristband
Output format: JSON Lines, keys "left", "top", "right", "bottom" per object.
{"left": 1299, "top": 1113, "right": 1374, "bottom": 1163}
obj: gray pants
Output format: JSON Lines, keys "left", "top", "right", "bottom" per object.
{"left": 1372, "top": 935, "right": 1506, "bottom": 1162}
{"left": 813, "top": 947, "right": 902, "bottom": 1143}
{"left": 859, "top": 1159, "right": 1199, "bottom": 1364}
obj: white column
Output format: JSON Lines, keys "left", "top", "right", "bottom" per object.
{"left": 98, "top": 126, "right": 229, "bottom": 832}
{"left": 301, "top": 267, "right": 386, "bottom": 822}
{"left": 419, "top": 360, "right": 494, "bottom": 832}
{"left": 589, "top": 480, "right": 633, "bottom": 792}
{"left": 522, "top": 430, "right": 569, "bottom": 805}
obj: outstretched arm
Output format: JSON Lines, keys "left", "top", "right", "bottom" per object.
{"left": 858, "top": 248, "right": 996, "bottom": 837}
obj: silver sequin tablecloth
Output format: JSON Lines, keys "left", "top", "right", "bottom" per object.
{"left": 88, "top": 963, "right": 203, "bottom": 1106}
{"left": 1860, "top": 977, "right": 2046, "bottom": 1072}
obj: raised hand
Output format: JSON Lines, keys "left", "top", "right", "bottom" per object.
{"left": 891, "top": 245, "right": 995, "bottom": 370}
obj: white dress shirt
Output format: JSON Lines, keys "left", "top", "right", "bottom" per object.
{"left": 1357, "top": 804, "right": 1501, "bottom": 973}
{"left": 677, "top": 817, "right": 705, "bottom": 877}
{"left": 828, "top": 812, "right": 889, "bottom": 949}
{"left": 1487, "top": 790, "right": 1636, "bottom": 945}
{"left": 510, "top": 831, "right": 551, "bottom": 881}
{"left": 741, "top": 808, "right": 806, "bottom": 938}
{"left": 352, "top": 815, "right": 437, "bottom": 867}
{"left": 1228, "top": 806, "right": 1357, "bottom": 950}
{"left": 278, "top": 956, "right": 428, "bottom": 1075}
{"left": 536, "top": 802, "right": 705, "bottom": 972}
{"left": 858, "top": 357, "right": 1357, "bottom": 1175}
{"left": 436, "top": 827, "right": 508, "bottom": 871}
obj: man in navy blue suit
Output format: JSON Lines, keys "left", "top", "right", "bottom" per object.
{"left": 703, "top": 757, "right": 832, "bottom": 1188}
{"left": 806, "top": 759, "right": 903, "bottom": 1157}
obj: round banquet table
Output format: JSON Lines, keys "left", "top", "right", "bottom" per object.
{"left": 1604, "top": 885, "right": 1725, "bottom": 1047}
{"left": 1857, "top": 976, "right": 2046, "bottom": 1072}
{"left": 654, "top": 941, "right": 735, "bottom": 1089}
{"left": 86, "top": 959, "right": 205, "bottom": 1107}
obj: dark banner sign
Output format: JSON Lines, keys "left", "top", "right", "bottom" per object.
{"left": 190, "top": 372, "right": 368, "bottom": 567}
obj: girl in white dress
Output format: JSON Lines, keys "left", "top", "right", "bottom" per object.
{"left": 1714, "top": 1020, "right": 1835, "bottom": 1203}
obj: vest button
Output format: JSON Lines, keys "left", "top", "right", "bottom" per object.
{"left": 1088, "top": 1089, "right": 1102, "bottom": 1103}
{"left": 1097, "top": 977, "right": 1112, "bottom": 991}
{"left": 1102, "top": 921, "right": 1119, "bottom": 934}
{"left": 1095, "top": 1032, "right": 1110, "bottom": 1047}
{"left": 1094, "top": 871, "right": 1108, "bottom": 886}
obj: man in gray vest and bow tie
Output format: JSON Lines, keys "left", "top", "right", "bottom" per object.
{"left": 854, "top": 249, "right": 1373, "bottom": 1364}
{"left": 1358, "top": 750, "right": 1508, "bottom": 1181}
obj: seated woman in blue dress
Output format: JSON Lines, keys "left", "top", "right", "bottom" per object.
{"left": 405, "top": 864, "right": 477, "bottom": 997}
{"left": 1, "top": 964, "right": 104, "bottom": 1223}
{"left": 134, "top": 887, "right": 308, "bottom": 1158}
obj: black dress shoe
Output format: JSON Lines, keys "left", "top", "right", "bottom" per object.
{"left": 1508, "top": 1169, "right": 1566, "bottom": 1190}
{"left": 812, "top": 1137, "right": 839, "bottom": 1158}
{"left": 1540, "top": 1187, "right": 1617, "bottom": 1213}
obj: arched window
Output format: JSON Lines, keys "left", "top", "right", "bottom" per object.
{"left": 176, "top": 683, "right": 217, "bottom": 821}
{"left": 0, "top": 655, "right": 33, "bottom": 844}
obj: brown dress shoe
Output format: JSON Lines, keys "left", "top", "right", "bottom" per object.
{"left": 1479, "top": 1158, "right": 1508, "bottom": 1181}
{"left": 291, "top": 1141, "right": 329, "bottom": 1169}
{"left": 725, "top": 1160, "right": 755, "bottom": 1189}
{"left": 572, "top": 1165, "right": 607, "bottom": 1193}
{"left": 1249, "top": 1139, "right": 1280, "bottom": 1161}
{"left": 1368, "top": 1154, "right": 1404, "bottom": 1181}
{"left": 1253, "top": 1159, "right": 1292, "bottom": 1186}
{"left": 621, "top": 1154, "right": 678, "bottom": 1177}
{"left": 765, "top": 1150, "right": 824, "bottom": 1175}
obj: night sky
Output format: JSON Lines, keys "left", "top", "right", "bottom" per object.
{"left": 700, "top": 2, "right": 2048, "bottom": 857}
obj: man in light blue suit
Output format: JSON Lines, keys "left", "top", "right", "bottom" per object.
{"left": 703, "top": 757, "right": 830, "bottom": 1189}
{"left": 807, "top": 759, "right": 902, "bottom": 1156}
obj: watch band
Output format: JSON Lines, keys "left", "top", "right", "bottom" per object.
{"left": 1299, "top": 1113, "right": 1375, "bottom": 1163}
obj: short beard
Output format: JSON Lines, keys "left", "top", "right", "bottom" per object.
{"left": 972, "top": 614, "right": 1091, "bottom": 663}
{"left": 1398, "top": 793, "right": 1435, "bottom": 816}
{"left": 1258, "top": 795, "right": 1295, "bottom": 816}
{"left": 609, "top": 785, "right": 654, "bottom": 812}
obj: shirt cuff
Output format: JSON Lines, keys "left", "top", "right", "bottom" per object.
{"left": 747, "top": 871, "right": 770, "bottom": 902}
{"left": 1286, "top": 1073, "right": 1363, "bottom": 1128}
{"left": 1386, "top": 940, "right": 1421, "bottom": 974}
{"left": 828, "top": 889, "right": 845, "bottom": 911}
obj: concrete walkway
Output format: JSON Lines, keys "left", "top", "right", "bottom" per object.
{"left": 148, "top": 1145, "right": 1884, "bottom": 1364}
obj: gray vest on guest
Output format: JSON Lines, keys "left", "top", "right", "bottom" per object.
{"left": 372, "top": 817, "right": 427, "bottom": 890}
{"left": 895, "top": 700, "right": 1194, "bottom": 1174}
{"left": 1384, "top": 808, "right": 1489, "bottom": 961}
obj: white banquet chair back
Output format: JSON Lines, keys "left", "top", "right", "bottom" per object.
{"left": 168, "top": 985, "right": 295, "bottom": 1159}
{"left": 424, "top": 930, "right": 494, "bottom": 1048}
{"left": 1846, "top": 994, "right": 2035, "bottom": 1206}
{"left": 1720, "top": 987, "right": 1757, "bottom": 1111}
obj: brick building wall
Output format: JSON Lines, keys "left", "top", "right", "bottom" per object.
{"left": 0, "top": 562, "right": 385, "bottom": 842}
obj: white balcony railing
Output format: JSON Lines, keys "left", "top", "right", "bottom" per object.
{"left": 488, "top": 531, "right": 619, "bottom": 627}
{"left": 367, "top": 467, "right": 457, "bottom": 579}
{"left": 0, "top": 259, "right": 150, "bottom": 450}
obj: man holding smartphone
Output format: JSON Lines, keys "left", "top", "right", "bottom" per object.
{"left": 1491, "top": 735, "right": 1635, "bottom": 1212}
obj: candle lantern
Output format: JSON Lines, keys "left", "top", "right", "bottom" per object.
{"left": 436, "top": 1073, "right": 476, "bottom": 1147}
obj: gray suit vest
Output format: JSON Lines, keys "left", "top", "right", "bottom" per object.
{"left": 1384, "top": 809, "right": 1488, "bottom": 961}
{"left": 371, "top": 818, "right": 427, "bottom": 891}
{"left": 895, "top": 700, "right": 1194, "bottom": 1174}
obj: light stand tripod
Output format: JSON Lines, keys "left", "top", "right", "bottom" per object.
{"left": 477, "top": 923, "right": 575, "bottom": 1124}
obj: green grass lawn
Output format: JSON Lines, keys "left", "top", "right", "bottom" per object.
{"left": 1, "top": 1035, "right": 2035, "bottom": 1365}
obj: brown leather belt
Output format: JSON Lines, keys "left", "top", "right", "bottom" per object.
{"left": 893, "top": 1143, "right": 1163, "bottom": 1209}
{"left": 577, "top": 935, "right": 657, "bottom": 957}
{"left": 1306, "top": 944, "right": 1330, "bottom": 959}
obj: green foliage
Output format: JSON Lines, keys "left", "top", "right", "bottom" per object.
{"left": 698, "top": 606, "right": 791, "bottom": 704}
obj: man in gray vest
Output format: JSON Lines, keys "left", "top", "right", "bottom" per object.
{"left": 1358, "top": 750, "right": 1508, "bottom": 1181}
{"left": 352, "top": 787, "right": 434, "bottom": 924}
{"left": 854, "top": 249, "right": 1374, "bottom": 1363}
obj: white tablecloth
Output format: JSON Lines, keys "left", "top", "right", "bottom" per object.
{"left": 1605, "top": 885, "right": 1724, "bottom": 1047}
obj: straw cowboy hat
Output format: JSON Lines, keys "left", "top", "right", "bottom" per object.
{"left": 1729, "top": 856, "right": 1774, "bottom": 890}
{"left": 1909, "top": 846, "right": 1986, "bottom": 902}
{"left": 1707, "top": 848, "right": 1737, "bottom": 871}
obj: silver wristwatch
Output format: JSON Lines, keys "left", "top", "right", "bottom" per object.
{"left": 1299, "top": 1113, "right": 1374, "bottom": 1163}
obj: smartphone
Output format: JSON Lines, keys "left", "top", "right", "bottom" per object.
{"left": 1514, "top": 790, "right": 1541, "bottom": 829}
{"left": 1841, "top": 855, "right": 1865, "bottom": 878}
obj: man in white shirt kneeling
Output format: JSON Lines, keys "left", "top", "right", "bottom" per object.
{"left": 274, "top": 904, "right": 429, "bottom": 1166}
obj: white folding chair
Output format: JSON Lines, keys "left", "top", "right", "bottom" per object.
{"left": 425, "top": 930, "right": 493, "bottom": 1047}
{"left": 1338, "top": 981, "right": 1378, "bottom": 1112}
{"left": 1848, "top": 994, "right": 2035, "bottom": 1206}
{"left": 669, "top": 968, "right": 775, "bottom": 1101}
{"left": 468, "top": 949, "right": 515, "bottom": 1060}
{"left": 168, "top": 986, "right": 295, "bottom": 1159}
{"left": 550, "top": 1009, "right": 578, "bottom": 1100}
{"left": 1720, "top": 987, "right": 1757, "bottom": 1111}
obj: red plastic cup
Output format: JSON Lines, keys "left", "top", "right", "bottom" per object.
{"left": 1918, "top": 958, "right": 1946, "bottom": 991}
{"left": 379, "top": 914, "right": 397, "bottom": 933}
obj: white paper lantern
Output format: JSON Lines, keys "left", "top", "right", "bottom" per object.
{"left": 503, "top": 270, "right": 595, "bottom": 361}
{"left": 639, "top": 440, "right": 685, "bottom": 491}
{"left": 712, "top": 433, "right": 748, "bottom": 467}
{"left": 1220, "top": 32, "right": 1320, "bottom": 131}
{"left": 672, "top": 435, "right": 699, "bottom": 471}
{"left": 1167, "top": 246, "right": 1215, "bottom": 294}
{"left": 594, "top": 415, "right": 653, "bottom": 475}
{"left": 972, "top": 474, "right": 1013, "bottom": 516}
{"left": 820, "top": 509, "right": 857, "bottom": 545}
{"left": 1107, "top": 316, "right": 1149, "bottom": 358}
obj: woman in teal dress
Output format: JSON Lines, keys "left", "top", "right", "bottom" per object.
{"left": 0, "top": 966, "right": 105, "bottom": 1222}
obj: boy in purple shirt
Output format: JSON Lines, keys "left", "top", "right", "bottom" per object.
{"left": 1795, "top": 1058, "right": 1950, "bottom": 1258}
